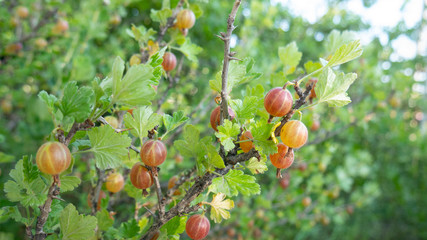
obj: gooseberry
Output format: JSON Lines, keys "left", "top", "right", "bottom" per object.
{"left": 105, "top": 172, "right": 124, "bottom": 193}
{"left": 264, "top": 87, "right": 293, "bottom": 117}
{"left": 239, "top": 131, "right": 254, "bottom": 153}
{"left": 279, "top": 175, "right": 290, "bottom": 190}
{"left": 104, "top": 116, "right": 119, "bottom": 129}
{"left": 280, "top": 120, "right": 308, "bottom": 148}
{"left": 16, "top": 6, "right": 29, "bottom": 18}
{"left": 130, "top": 162, "right": 153, "bottom": 190}
{"left": 162, "top": 52, "right": 177, "bottom": 72}
{"left": 140, "top": 140, "right": 167, "bottom": 167}
{"left": 167, "top": 176, "right": 181, "bottom": 195}
{"left": 36, "top": 142, "right": 71, "bottom": 175}
{"left": 310, "top": 119, "right": 320, "bottom": 131}
{"left": 302, "top": 197, "right": 311, "bottom": 207}
{"left": 35, "top": 38, "right": 48, "bottom": 49}
{"left": 176, "top": 9, "right": 196, "bottom": 30}
{"left": 87, "top": 191, "right": 106, "bottom": 211}
{"left": 209, "top": 106, "right": 235, "bottom": 131}
{"left": 109, "top": 14, "right": 121, "bottom": 26}
{"left": 185, "top": 214, "right": 210, "bottom": 240}
{"left": 269, "top": 143, "right": 294, "bottom": 169}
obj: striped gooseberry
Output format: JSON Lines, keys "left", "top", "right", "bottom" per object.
{"left": 140, "top": 140, "right": 167, "bottom": 167}
{"left": 185, "top": 214, "right": 210, "bottom": 240}
{"left": 210, "top": 106, "right": 235, "bottom": 131}
{"left": 162, "top": 52, "right": 177, "bottom": 72}
{"left": 105, "top": 172, "right": 124, "bottom": 193}
{"left": 130, "top": 162, "right": 153, "bottom": 190}
{"left": 270, "top": 143, "right": 294, "bottom": 169}
{"left": 36, "top": 142, "right": 71, "bottom": 175}
{"left": 280, "top": 120, "right": 308, "bottom": 148}
{"left": 264, "top": 87, "right": 293, "bottom": 117}
{"left": 176, "top": 9, "right": 196, "bottom": 30}
{"left": 239, "top": 131, "right": 254, "bottom": 153}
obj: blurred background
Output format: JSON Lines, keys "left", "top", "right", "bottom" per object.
{"left": 0, "top": 0, "right": 426, "bottom": 239}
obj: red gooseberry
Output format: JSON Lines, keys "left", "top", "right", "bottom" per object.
{"left": 264, "top": 87, "right": 293, "bottom": 117}
{"left": 130, "top": 162, "right": 153, "bottom": 190}
{"left": 210, "top": 106, "right": 235, "bottom": 131}
{"left": 140, "top": 140, "right": 167, "bottom": 167}
{"left": 105, "top": 172, "right": 124, "bottom": 193}
{"left": 239, "top": 131, "right": 254, "bottom": 153}
{"left": 162, "top": 52, "right": 177, "bottom": 72}
{"left": 185, "top": 214, "right": 210, "bottom": 240}
{"left": 36, "top": 142, "right": 71, "bottom": 175}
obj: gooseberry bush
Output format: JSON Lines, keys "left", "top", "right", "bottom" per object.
{"left": 1, "top": 0, "right": 364, "bottom": 239}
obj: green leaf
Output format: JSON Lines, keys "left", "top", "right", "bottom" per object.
{"left": 60, "top": 204, "right": 97, "bottom": 240}
{"left": 87, "top": 126, "right": 132, "bottom": 169}
{"left": 246, "top": 157, "right": 268, "bottom": 174}
{"left": 96, "top": 209, "right": 114, "bottom": 231}
{"left": 0, "top": 152, "right": 15, "bottom": 163}
{"left": 215, "top": 120, "right": 240, "bottom": 152}
{"left": 118, "top": 218, "right": 140, "bottom": 239}
{"left": 190, "top": 4, "right": 204, "bottom": 18}
{"left": 177, "top": 39, "right": 202, "bottom": 63}
{"left": 111, "top": 58, "right": 158, "bottom": 106}
{"left": 304, "top": 61, "right": 323, "bottom": 75}
{"left": 162, "top": 216, "right": 187, "bottom": 235}
{"left": 230, "top": 96, "right": 258, "bottom": 120}
{"left": 58, "top": 82, "right": 95, "bottom": 123}
{"left": 123, "top": 107, "right": 162, "bottom": 143}
{"left": 278, "top": 42, "right": 302, "bottom": 75}
{"left": 251, "top": 121, "right": 277, "bottom": 156}
{"left": 202, "top": 139, "right": 226, "bottom": 171}
{"left": 209, "top": 169, "right": 260, "bottom": 197}
{"left": 126, "top": 25, "right": 157, "bottom": 43}
{"left": 45, "top": 199, "right": 64, "bottom": 231}
{"left": 163, "top": 111, "right": 189, "bottom": 133}
{"left": 325, "top": 30, "right": 356, "bottom": 54}
{"left": 38, "top": 90, "right": 58, "bottom": 113}
{"left": 147, "top": 47, "right": 166, "bottom": 69}
{"left": 209, "top": 60, "right": 246, "bottom": 93}
{"left": 23, "top": 155, "right": 38, "bottom": 183}
{"left": 4, "top": 160, "right": 47, "bottom": 207}
{"left": 326, "top": 40, "right": 363, "bottom": 67}
{"left": 0, "top": 206, "right": 30, "bottom": 225}
{"left": 60, "top": 176, "right": 81, "bottom": 192}
{"left": 150, "top": 8, "right": 172, "bottom": 26}
{"left": 173, "top": 125, "right": 200, "bottom": 158}
{"left": 316, "top": 68, "right": 358, "bottom": 107}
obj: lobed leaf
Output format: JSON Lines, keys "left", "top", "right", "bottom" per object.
{"left": 209, "top": 192, "right": 234, "bottom": 223}
{"left": 209, "top": 169, "right": 260, "bottom": 197}
{"left": 60, "top": 204, "right": 97, "bottom": 240}
{"left": 316, "top": 68, "right": 357, "bottom": 107}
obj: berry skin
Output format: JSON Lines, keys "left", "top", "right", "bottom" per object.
{"left": 162, "top": 52, "right": 177, "bottom": 72}
{"left": 167, "top": 176, "right": 181, "bottom": 195}
{"left": 209, "top": 106, "right": 235, "bottom": 131}
{"left": 310, "top": 120, "right": 320, "bottom": 131}
{"left": 130, "top": 54, "right": 141, "bottom": 66}
{"left": 174, "top": 154, "right": 183, "bottom": 164}
{"left": 298, "top": 162, "right": 307, "bottom": 172}
{"left": 16, "top": 6, "right": 29, "bottom": 18}
{"left": 104, "top": 116, "right": 119, "bottom": 129}
{"left": 87, "top": 190, "right": 106, "bottom": 211}
{"left": 279, "top": 175, "right": 290, "bottom": 190}
{"left": 185, "top": 214, "right": 210, "bottom": 240}
{"left": 302, "top": 197, "right": 311, "bottom": 207}
{"left": 280, "top": 120, "right": 308, "bottom": 148}
{"left": 264, "top": 87, "right": 293, "bottom": 117}
{"left": 239, "top": 131, "right": 254, "bottom": 153}
{"left": 105, "top": 173, "right": 124, "bottom": 193}
{"left": 270, "top": 143, "right": 294, "bottom": 169}
{"left": 176, "top": 9, "right": 196, "bottom": 30}
{"left": 35, "top": 38, "right": 48, "bottom": 49}
{"left": 5, "top": 43, "right": 23, "bottom": 55}
{"left": 130, "top": 163, "right": 153, "bottom": 189}
{"left": 140, "top": 140, "right": 167, "bottom": 167}
{"left": 109, "top": 14, "right": 121, "bottom": 26}
{"left": 36, "top": 142, "right": 71, "bottom": 175}
{"left": 53, "top": 19, "right": 69, "bottom": 33}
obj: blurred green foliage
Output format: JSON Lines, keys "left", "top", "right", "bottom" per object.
{"left": 1, "top": 0, "right": 426, "bottom": 239}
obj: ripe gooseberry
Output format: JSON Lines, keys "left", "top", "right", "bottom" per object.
{"left": 310, "top": 119, "right": 320, "bottom": 131}
{"left": 176, "top": 9, "right": 196, "bottom": 30}
{"left": 105, "top": 172, "right": 124, "bottom": 193}
{"left": 185, "top": 214, "right": 210, "bottom": 240}
{"left": 109, "top": 14, "right": 121, "bottom": 26}
{"left": 87, "top": 190, "right": 106, "bottom": 211}
{"left": 264, "top": 87, "right": 293, "bottom": 117}
{"left": 279, "top": 174, "right": 290, "bottom": 190}
{"left": 162, "top": 52, "right": 177, "bottom": 72}
{"left": 167, "top": 176, "right": 181, "bottom": 195}
{"left": 36, "top": 142, "right": 71, "bottom": 175}
{"left": 53, "top": 19, "right": 69, "bottom": 33}
{"left": 174, "top": 154, "right": 183, "bottom": 164}
{"left": 239, "top": 131, "right": 254, "bottom": 153}
{"left": 298, "top": 162, "right": 307, "bottom": 172}
{"left": 16, "top": 6, "right": 29, "bottom": 18}
{"left": 130, "top": 162, "right": 153, "bottom": 190}
{"left": 280, "top": 120, "right": 308, "bottom": 148}
{"left": 269, "top": 143, "right": 294, "bottom": 169}
{"left": 35, "top": 38, "right": 48, "bottom": 49}
{"left": 302, "top": 197, "right": 311, "bottom": 207}
{"left": 210, "top": 106, "right": 235, "bottom": 131}
{"left": 140, "top": 140, "right": 167, "bottom": 167}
